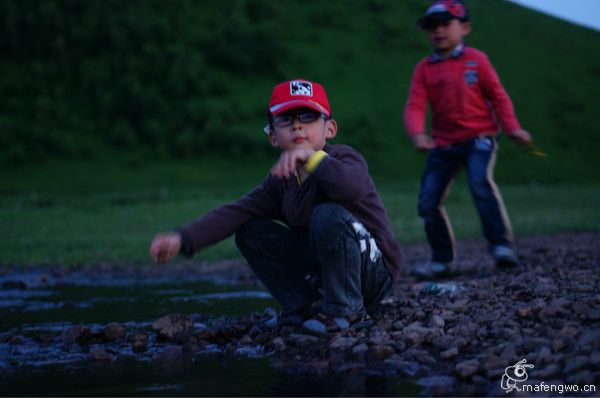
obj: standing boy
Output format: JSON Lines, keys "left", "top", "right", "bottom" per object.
{"left": 404, "top": 0, "right": 533, "bottom": 280}
{"left": 151, "top": 79, "right": 402, "bottom": 333}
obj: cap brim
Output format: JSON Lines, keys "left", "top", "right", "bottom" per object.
{"left": 269, "top": 99, "right": 329, "bottom": 117}
{"left": 417, "top": 13, "right": 453, "bottom": 29}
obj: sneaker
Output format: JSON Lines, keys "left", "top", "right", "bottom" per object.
{"left": 492, "top": 245, "right": 519, "bottom": 268}
{"left": 411, "top": 260, "right": 457, "bottom": 280}
{"left": 302, "top": 313, "right": 373, "bottom": 335}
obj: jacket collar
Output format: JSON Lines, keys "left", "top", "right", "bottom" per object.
{"left": 429, "top": 43, "right": 465, "bottom": 63}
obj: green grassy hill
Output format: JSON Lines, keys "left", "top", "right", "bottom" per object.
{"left": 1, "top": 0, "right": 599, "bottom": 183}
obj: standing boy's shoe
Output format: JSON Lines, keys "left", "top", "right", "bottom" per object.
{"left": 492, "top": 245, "right": 519, "bottom": 268}
{"left": 302, "top": 313, "right": 373, "bottom": 335}
{"left": 411, "top": 260, "right": 457, "bottom": 280}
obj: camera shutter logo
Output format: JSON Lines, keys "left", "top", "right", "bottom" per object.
{"left": 500, "top": 359, "right": 534, "bottom": 393}
{"left": 290, "top": 81, "right": 313, "bottom": 96}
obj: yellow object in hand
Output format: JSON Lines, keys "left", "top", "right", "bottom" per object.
{"left": 527, "top": 143, "right": 548, "bottom": 157}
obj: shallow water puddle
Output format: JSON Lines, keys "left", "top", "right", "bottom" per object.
{"left": 0, "top": 267, "right": 418, "bottom": 396}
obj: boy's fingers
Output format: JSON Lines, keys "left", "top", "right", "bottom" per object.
{"left": 150, "top": 235, "right": 180, "bottom": 263}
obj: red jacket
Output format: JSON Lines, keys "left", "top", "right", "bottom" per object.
{"left": 404, "top": 46, "right": 521, "bottom": 146}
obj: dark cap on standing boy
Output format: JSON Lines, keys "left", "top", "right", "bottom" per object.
{"left": 418, "top": 0, "right": 470, "bottom": 30}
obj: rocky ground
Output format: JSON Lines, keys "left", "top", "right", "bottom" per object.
{"left": 1, "top": 231, "right": 599, "bottom": 396}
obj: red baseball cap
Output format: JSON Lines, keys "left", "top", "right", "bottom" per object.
{"left": 267, "top": 79, "right": 331, "bottom": 117}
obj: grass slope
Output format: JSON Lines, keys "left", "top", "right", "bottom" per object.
{"left": 1, "top": 0, "right": 599, "bottom": 182}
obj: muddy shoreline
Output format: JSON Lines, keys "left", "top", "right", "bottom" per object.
{"left": 1, "top": 231, "right": 599, "bottom": 396}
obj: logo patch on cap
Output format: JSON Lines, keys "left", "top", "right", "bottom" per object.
{"left": 290, "top": 80, "right": 313, "bottom": 96}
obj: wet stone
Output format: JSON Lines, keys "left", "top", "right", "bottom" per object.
{"left": 0, "top": 333, "right": 13, "bottom": 343}
{"left": 287, "top": 333, "right": 319, "bottom": 346}
{"left": 367, "top": 332, "right": 393, "bottom": 346}
{"left": 568, "top": 370, "right": 595, "bottom": 385}
{"left": 392, "top": 321, "right": 404, "bottom": 331}
{"left": 2, "top": 280, "right": 27, "bottom": 290}
{"left": 577, "top": 330, "right": 600, "bottom": 351}
{"left": 418, "top": 375, "right": 455, "bottom": 397}
{"left": 102, "top": 322, "right": 124, "bottom": 342}
{"left": 132, "top": 340, "right": 147, "bottom": 353}
{"left": 35, "top": 333, "right": 55, "bottom": 344}
{"left": 351, "top": 343, "right": 368, "bottom": 358}
{"left": 239, "top": 334, "right": 253, "bottom": 345}
{"left": 11, "top": 343, "right": 39, "bottom": 356}
{"left": 536, "top": 364, "right": 561, "bottom": 378}
{"left": 89, "top": 346, "right": 114, "bottom": 361}
{"left": 131, "top": 333, "right": 148, "bottom": 343}
{"left": 517, "top": 307, "right": 532, "bottom": 318}
{"left": 253, "top": 333, "right": 270, "bottom": 345}
{"left": 332, "top": 362, "right": 366, "bottom": 374}
{"left": 552, "top": 336, "right": 573, "bottom": 353}
{"left": 61, "top": 325, "right": 92, "bottom": 345}
{"left": 367, "top": 345, "right": 394, "bottom": 361}
{"left": 440, "top": 347, "right": 458, "bottom": 359}
{"left": 272, "top": 337, "right": 286, "bottom": 351}
{"left": 8, "top": 335, "right": 24, "bottom": 345}
{"left": 430, "top": 315, "right": 445, "bottom": 328}
{"left": 455, "top": 359, "right": 480, "bottom": 379}
{"left": 558, "top": 324, "right": 580, "bottom": 338}
{"left": 484, "top": 357, "right": 508, "bottom": 378}
{"left": 152, "top": 314, "right": 193, "bottom": 343}
{"left": 563, "top": 355, "right": 590, "bottom": 373}
{"left": 329, "top": 336, "right": 357, "bottom": 351}
{"left": 381, "top": 357, "right": 420, "bottom": 377}
{"left": 263, "top": 307, "right": 277, "bottom": 318}
{"left": 537, "top": 346, "right": 553, "bottom": 365}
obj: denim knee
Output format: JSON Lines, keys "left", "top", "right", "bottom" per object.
{"left": 309, "top": 203, "right": 349, "bottom": 244}
{"left": 468, "top": 178, "right": 492, "bottom": 200}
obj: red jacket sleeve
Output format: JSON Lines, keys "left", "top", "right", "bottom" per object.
{"left": 404, "top": 60, "right": 429, "bottom": 137}
{"left": 478, "top": 54, "right": 521, "bottom": 133}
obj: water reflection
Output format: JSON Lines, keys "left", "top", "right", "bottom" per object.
{"left": 1, "top": 355, "right": 418, "bottom": 397}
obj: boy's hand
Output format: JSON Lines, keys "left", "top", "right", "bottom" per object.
{"left": 150, "top": 232, "right": 182, "bottom": 263}
{"left": 508, "top": 129, "right": 532, "bottom": 144}
{"left": 411, "top": 134, "right": 435, "bottom": 152}
{"left": 271, "top": 148, "right": 315, "bottom": 178}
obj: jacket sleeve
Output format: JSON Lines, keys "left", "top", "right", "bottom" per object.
{"left": 179, "top": 177, "right": 282, "bottom": 256}
{"left": 479, "top": 54, "right": 521, "bottom": 133}
{"left": 404, "top": 61, "right": 429, "bottom": 137}
{"left": 309, "top": 146, "right": 371, "bottom": 202}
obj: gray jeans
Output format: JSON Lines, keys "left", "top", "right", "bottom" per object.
{"left": 234, "top": 203, "right": 393, "bottom": 317}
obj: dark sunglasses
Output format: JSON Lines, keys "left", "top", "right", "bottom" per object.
{"left": 272, "top": 110, "right": 328, "bottom": 128}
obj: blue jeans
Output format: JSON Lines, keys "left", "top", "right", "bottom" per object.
{"left": 234, "top": 203, "right": 394, "bottom": 317}
{"left": 418, "top": 136, "right": 513, "bottom": 263}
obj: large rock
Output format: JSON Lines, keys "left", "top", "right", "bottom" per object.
{"left": 61, "top": 325, "right": 92, "bottom": 345}
{"left": 102, "top": 322, "right": 124, "bottom": 342}
{"left": 152, "top": 314, "right": 193, "bottom": 343}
